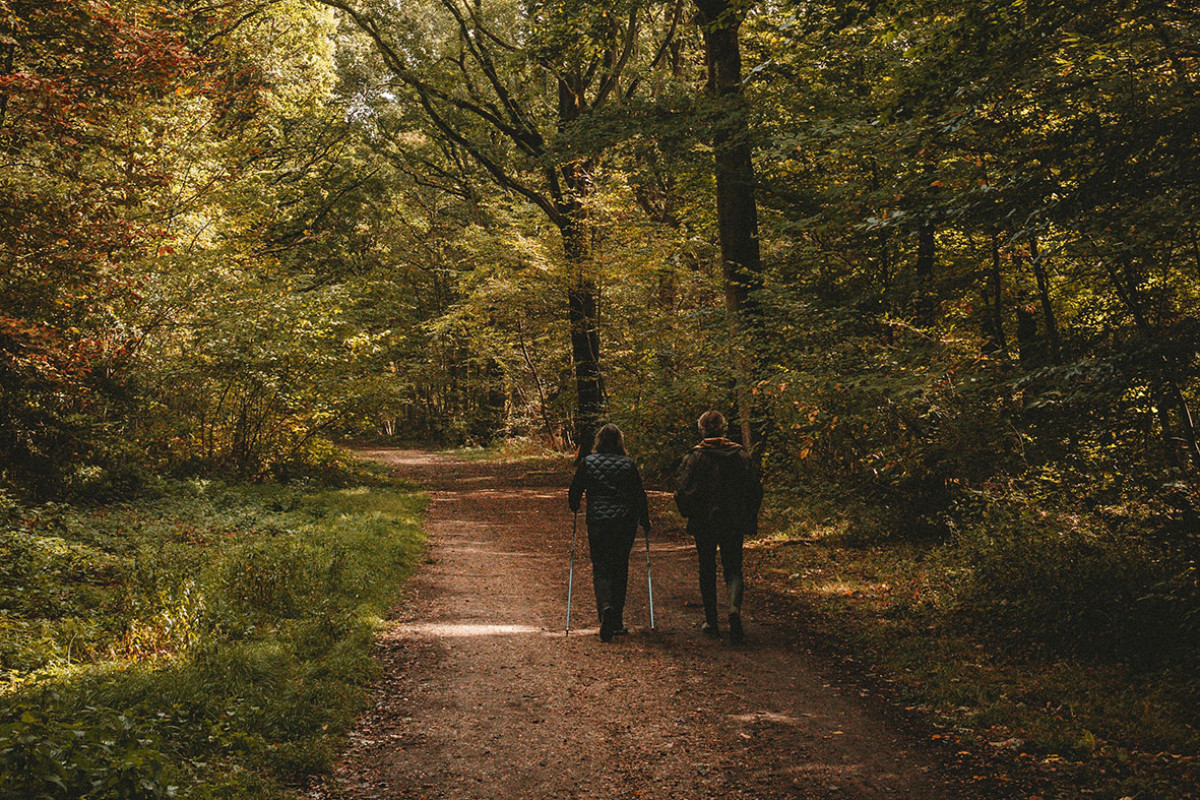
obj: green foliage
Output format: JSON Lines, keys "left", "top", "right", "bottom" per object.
{"left": 952, "top": 504, "right": 1193, "bottom": 662}
{"left": 2, "top": 4, "right": 1200, "bottom": 791}
{"left": 0, "top": 473, "right": 425, "bottom": 798}
{"left": 754, "top": 531, "right": 1200, "bottom": 798}
{"left": 0, "top": 708, "right": 175, "bottom": 800}
{"left": 751, "top": 293, "right": 1024, "bottom": 537}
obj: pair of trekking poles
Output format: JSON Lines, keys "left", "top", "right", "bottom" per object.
{"left": 565, "top": 509, "right": 655, "bottom": 635}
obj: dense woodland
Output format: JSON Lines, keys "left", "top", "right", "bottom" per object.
{"left": 2, "top": 0, "right": 1199, "bottom": 795}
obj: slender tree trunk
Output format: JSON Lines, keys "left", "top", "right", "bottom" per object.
{"left": 517, "top": 321, "right": 559, "bottom": 448}
{"left": 1190, "top": 221, "right": 1200, "bottom": 282}
{"left": 1104, "top": 256, "right": 1200, "bottom": 471}
{"left": 869, "top": 159, "right": 890, "bottom": 290}
{"left": 1015, "top": 291, "right": 1040, "bottom": 368}
{"left": 1029, "top": 237, "right": 1061, "bottom": 362}
{"left": 694, "top": 0, "right": 761, "bottom": 447}
{"left": 914, "top": 219, "right": 936, "bottom": 324}
{"left": 985, "top": 231, "right": 1006, "bottom": 354}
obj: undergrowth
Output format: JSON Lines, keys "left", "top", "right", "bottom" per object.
{"left": 0, "top": 468, "right": 426, "bottom": 799}
{"left": 751, "top": 493, "right": 1200, "bottom": 800}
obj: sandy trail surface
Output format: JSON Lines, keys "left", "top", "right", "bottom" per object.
{"left": 313, "top": 449, "right": 965, "bottom": 800}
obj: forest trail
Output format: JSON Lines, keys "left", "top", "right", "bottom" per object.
{"left": 313, "top": 449, "right": 965, "bottom": 800}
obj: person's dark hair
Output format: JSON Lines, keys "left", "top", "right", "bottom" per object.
{"left": 698, "top": 410, "right": 726, "bottom": 439}
{"left": 592, "top": 423, "right": 627, "bottom": 455}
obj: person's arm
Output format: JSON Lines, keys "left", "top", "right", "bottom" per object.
{"left": 568, "top": 461, "right": 586, "bottom": 513}
{"left": 674, "top": 451, "right": 696, "bottom": 518}
{"left": 746, "top": 452, "right": 764, "bottom": 514}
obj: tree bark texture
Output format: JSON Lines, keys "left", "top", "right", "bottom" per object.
{"left": 694, "top": 0, "right": 760, "bottom": 448}
{"left": 562, "top": 218, "right": 604, "bottom": 456}
{"left": 694, "top": 0, "right": 762, "bottom": 321}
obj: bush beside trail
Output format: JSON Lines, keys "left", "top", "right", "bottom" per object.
{"left": 0, "top": 470, "right": 425, "bottom": 799}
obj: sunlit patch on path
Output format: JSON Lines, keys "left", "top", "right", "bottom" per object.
{"left": 396, "top": 622, "right": 546, "bottom": 638}
{"left": 314, "top": 449, "right": 967, "bottom": 800}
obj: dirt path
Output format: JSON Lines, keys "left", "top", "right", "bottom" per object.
{"left": 313, "top": 449, "right": 965, "bottom": 800}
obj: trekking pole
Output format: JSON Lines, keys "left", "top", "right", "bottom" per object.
{"left": 644, "top": 527, "right": 655, "bottom": 630}
{"left": 566, "top": 509, "right": 578, "bottom": 636}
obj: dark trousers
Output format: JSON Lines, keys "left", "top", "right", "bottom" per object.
{"left": 691, "top": 523, "right": 745, "bottom": 625}
{"left": 588, "top": 519, "right": 638, "bottom": 622}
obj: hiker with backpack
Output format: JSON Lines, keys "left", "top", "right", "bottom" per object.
{"left": 568, "top": 423, "right": 652, "bottom": 642}
{"left": 675, "top": 410, "right": 763, "bottom": 643}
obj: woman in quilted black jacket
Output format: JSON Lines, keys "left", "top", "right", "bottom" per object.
{"left": 568, "top": 423, "right": 651, "bottom": 641}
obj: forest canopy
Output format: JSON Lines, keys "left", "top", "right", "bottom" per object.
{"left": 1, "top": 0, "right": 1198, "bottom": 649}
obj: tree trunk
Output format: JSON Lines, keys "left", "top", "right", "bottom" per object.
{"left": 1029, "top": 237, "right": 1061, "bottom": 362}
{"left": 985, "top": 231, "right": 1006, "bottom": 354}
{"left": 561, "top": 212, "right": 603, "bottom": 456}
{"left": 556, "top": 74, "right": 604, "bottom": 456}
{"left": 694, "top": 0, "right": 761, "bottom": 447}
{"left": 1104, "top": 256, "right": 1200, "bottom": 471}
{"left": 695, "top": 0, "right": 762, "bottom": 318}
{"left": 914, "top": 219, "right": 936, "bottom": 324}
{"left": 0, "top": 38, "right": 14, "bottom": 129}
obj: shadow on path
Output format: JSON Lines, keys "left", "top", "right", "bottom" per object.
{"left": 311, "top": 448, "right": 965, "bottom": 800}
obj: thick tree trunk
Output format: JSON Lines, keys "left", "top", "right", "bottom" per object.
{"left": 555, "top": 73, "right": 605, "bottom": 456}
{"left": 560, "top": 212, "right": 604, "bottom": 456}
{"left": 695, "top": 0, "right": 762, "bottom": 318}
{"left": 694, "top": 0, "right": 760, "bottom": 447}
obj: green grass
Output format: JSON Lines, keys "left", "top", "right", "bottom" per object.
{"left": 440, "top": 437, "right": 568, "bottom": 462}
{"left": 0, "top": 472, "right": 426, "bottom": 799}
{"left": 749, "top": 500, "right": 1200, "bottom": 800}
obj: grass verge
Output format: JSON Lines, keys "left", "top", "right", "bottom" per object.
{"left": 0, "top": 469, "right": 425, "bottom": 799}
{"left": 749, "top": 502, "right": 1200, "bottom": 800}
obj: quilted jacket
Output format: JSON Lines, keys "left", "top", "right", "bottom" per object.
{"left": 568, "top": 453, "right": 651, "bottom": 529}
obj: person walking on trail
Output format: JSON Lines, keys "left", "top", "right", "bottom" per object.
{"left": 568, "top": 423, "right": 652, "bottom": 642}
{"left": 675, "top": 410, "right": 763, "bottom": 644}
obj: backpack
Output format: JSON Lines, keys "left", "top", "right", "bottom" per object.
{"left": 678, "top": 448, "right": 753, "bottom": 525}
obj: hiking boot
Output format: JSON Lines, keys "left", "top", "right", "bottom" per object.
{"left": 728, "top": 612, "right": 745, "bottom": 644}
{"left": 600, "top": 607, "right": 617, "bottom": 642}
{"left": 701, "top": 621, "right": 720, "bottom": 637}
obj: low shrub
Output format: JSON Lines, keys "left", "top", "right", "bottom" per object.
{"left": 952, "top": 504, "right": 1192, "bottom": 663}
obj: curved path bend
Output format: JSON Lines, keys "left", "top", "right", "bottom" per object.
{"left": 313, "top": 449, "right": 965, "bottom": 800}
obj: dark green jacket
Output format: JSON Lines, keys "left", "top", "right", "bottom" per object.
{"left": 675, "top": 438, "right": 762, "bottom": 534}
